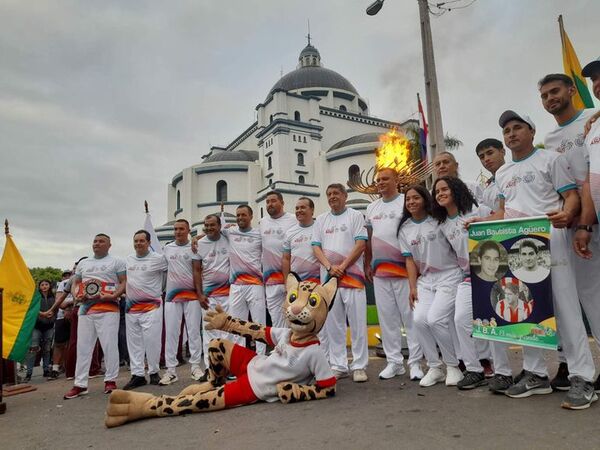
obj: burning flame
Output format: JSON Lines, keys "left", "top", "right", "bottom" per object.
{"left": 376, "top": 128, "right": 411, "bottom": 172}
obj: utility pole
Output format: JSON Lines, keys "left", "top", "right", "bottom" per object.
{"left": 417, "top": 0, "right": 445, "bottom": 160}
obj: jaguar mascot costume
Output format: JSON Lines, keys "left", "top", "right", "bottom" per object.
{"left": 105, "top": 274, "right": 338, "bottom": 427}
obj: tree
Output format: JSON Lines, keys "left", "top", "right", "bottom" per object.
{"left": 29, "top": 267, "right": 63, "bottom": 285}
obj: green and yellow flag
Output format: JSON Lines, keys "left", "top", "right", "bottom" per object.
{"left": 0, "top": 233, "right": 40, "bottom": 361}
{"left": 559, "top": 15, "right": 594, "bottom": 109}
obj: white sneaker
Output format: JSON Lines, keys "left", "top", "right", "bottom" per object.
{"left": 379, "top": 363, "right": 406, "bottom": 380}
{"left": 419, "top": 367, "right": 446, "bottom": 387}
{"left": 353, "top": 369, "right": 369, "bottom": 383}
{"left": 332, "top": 369, "right": 349, "bottom": 380}
{"left": 445, "top": 365, "right": 465, "bottom": 386}
{"left": 158, "top": 372, "right": 178, "bottom": 386}
{"left": 191, "top": 366, "right": 204, "bottom": 381}
{"left": 409, "top": 364, "right": 425, "bottom": 381}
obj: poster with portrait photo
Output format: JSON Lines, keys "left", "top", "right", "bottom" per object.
{"left": 468, "top": 216, "right": 556, "bottom": 350}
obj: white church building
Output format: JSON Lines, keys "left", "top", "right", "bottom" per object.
{"left": 157, "top": 41, "right": 416, "bottom": 241}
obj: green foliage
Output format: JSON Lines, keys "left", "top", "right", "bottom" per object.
{"left": 29, "top": 267, "right": 63, "bottom": 285}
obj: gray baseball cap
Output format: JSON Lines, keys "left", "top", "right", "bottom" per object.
{"left": 498, "top": 110, "right": 536, "bottom": 130}
{"left": 582, "top": 57, "right": 600, "bottom": 77}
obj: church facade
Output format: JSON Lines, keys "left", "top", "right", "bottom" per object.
{"left": 158, "top": 42, "right": 416, "bottom": 241}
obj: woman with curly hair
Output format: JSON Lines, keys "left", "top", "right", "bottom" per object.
{"left": 432, "top": 176, "right": 492, "bottom": 390}
{"left": 397, "top": 185, "right": 464, "bottom": 388}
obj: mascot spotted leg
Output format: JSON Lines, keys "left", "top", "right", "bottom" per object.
{"left": 105, "top": 274, "right": 338, "bottom": 428}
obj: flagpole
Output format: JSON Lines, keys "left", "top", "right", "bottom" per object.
{"left": 1, "top": 219, "right": 8, "bottom": 413}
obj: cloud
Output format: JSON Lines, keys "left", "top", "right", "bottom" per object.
{"left": 0, "top": 0, "right": 598, "bottom": 268}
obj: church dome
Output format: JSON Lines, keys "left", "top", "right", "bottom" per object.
{"left": 202, "top": 150, "right": 259, "bottom": 163}
{"left": 268, "top": 42, "right": 359, "bottom": 97}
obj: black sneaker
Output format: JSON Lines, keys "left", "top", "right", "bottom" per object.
{"left": 561, "top": 376, "right": 598, "bottom": 410}
{"left": 198, "top": 369, "right": 209, "bottom": 383}
{"left": 514, "top": 369, "right": 526, "bottom": 384}
{"left": 123, "top": 375, "right": 147, "bottom": 391}
{"left": 457, "top": 371, "right": 487, "bottom": 390}
{"left": 47, "top": 370, "right": 60, "bottom": 380}
{"left": 149, "top": 373, "right": 161, "bottom": 385}
{"left": 505, "top": 371, "right": 552, "bottom": 398}
{"left": 43, "top": 370, "right": 51, "bottom": 378}
{"left": 551, "top": 362, "right": 570, "bottom": 391}
{"left": 594, "top": 374, "right": 600, "bottom": 394}
{"left": 488, "top": 374, "right": 514, "bottom": 394}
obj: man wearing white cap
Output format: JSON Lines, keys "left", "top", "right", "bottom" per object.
{"left": 483, "top": 110, "right": 597, "bottom": 410}
{"left": 539, "top": 73, "right": 600, "bottom": 392}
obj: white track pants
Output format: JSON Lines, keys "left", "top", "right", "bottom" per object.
{"left": 165, "top": 301, "right": 203, "bottom": 372}
{"left": 413, "top": 268, "right": 462, "bottom": 369}
{"left": 490, "top": 342, "right": 512, "bottom": 376}
{"left": 570, "top": 227, "right": 600, "bottom": 351}
{"left": 74, "top": 312, "right": 119, "bottom": 388}
{"left": 202, "top": 296, "right": 232, "bottom": 367}
{"left": 229, "top": 284, "right": 266, "bottom": 355}
{"left": 325, "top": 287, "right": 368, "bottom": 372}
{"left": 126, "top": 307, "right": 162, "bottom": 377}
{"left": 523, "top": 228, "right": 595, "bottom": 381}
{"left": 265, "top": 284, "right": 287, "bottom": 328}
{"left": 373, "top": 277, "right": 423, "bottom": 367}
{"left": 454, "top": 281, "right": 483, "bottom": 373}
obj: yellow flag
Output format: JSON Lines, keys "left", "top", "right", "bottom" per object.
{"left": 0, "top": 234, "right": 40, "bottom": 361}
{"left": 559, "top": 15, "right": 594, "bottom": 109}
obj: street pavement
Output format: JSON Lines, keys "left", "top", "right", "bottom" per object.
{"left": 2, "top": 345, "right": 600, "bottom": 450}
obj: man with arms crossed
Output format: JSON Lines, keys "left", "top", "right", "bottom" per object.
{"left": 260, "top": 191, "right": 297, "bottom": 327}
{"left": 312, "top": 183, "right": 369, "bottom": 383}
{"left": 540, "top": 73, "right": 600, "bottom": 391}
{"left": 193, "top": 214, "right": 232, "bottom": 372}
{"left": 64, "top": 234, "right": 126, "bottom": 399}
{"left": 122, "top": 230, "right": 168, "bottom": 390}
{"left": 365, "top": 168, "right": 423, "bottom": 381}
{"left": 159, "top": 219, "right": 207, "bottom": 386}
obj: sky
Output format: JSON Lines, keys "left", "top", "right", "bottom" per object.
{"left": 1, "top": 0, "right": 598, "bottom": 270}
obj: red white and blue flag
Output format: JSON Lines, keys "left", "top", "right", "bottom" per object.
{"left": 417, "top": 93, "right": 428, "bottom": 162}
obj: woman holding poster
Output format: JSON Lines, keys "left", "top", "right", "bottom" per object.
{"left": 431, "top": 176, "right": 492, "bottom": 391}
{"left": 397, "top": 185, "right": 464, "bottom": 388}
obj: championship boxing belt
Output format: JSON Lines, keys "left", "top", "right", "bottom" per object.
{"left": 77, "top": 279, "right": 116, "bottom": 300}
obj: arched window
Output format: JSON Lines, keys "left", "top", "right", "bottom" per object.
{"left": 339, "top": 105, "right": 347, "bottom": 112}
{"left": 176, "top": 190, "right": 181, "bottom": 210}
{"left": 294, "top": 111, "right": 301, "bottom": 121}
{"left": 293, "top": 135, "right": 296, "bottom": 142}
{"left": 348, "top": 164, "right": 360, "bottom": 182}
{"left": 268, "top": 156, "right": 272, "bottom": 170}
{"left": 269, "top": 114, "right": 273, "bottom": 123}
{"left": 297, "top": 153, "right": 304, "bottom": 166}
{"left": 303, "top": 136, "right": 307, "bottom": 143}
{"left": 268, "top": 178, "right": 273, "bottom": 186}
{"left": 298, "top": 175, "right": 305, "bottom": 184}
{"left": 216, "top": 180, "right": 228, "bottom": 202}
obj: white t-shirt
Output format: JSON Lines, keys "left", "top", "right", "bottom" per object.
{"left": 398, "top": 216, "right": 459, "bottom": 277}
{"left": 439, "top": 206, "right": 492, "bottom": 276}
{"left": 192, "top": 235, "right": 231, "bottom": 297}
{"left": 125, "top": 251, "right": 168, "bottom": 313}
{"left": 312, "top": 208, "right": 368, "bottom": 289}
{"left": 223, "top": 227, "right": 263, "bottom": 285}
{"left": 163, "top": 241, "right": 197, "bottom": 302}
{"left": 586, "top": 119, "right": 600, "bottom": 224}
{"left": 365, "top": 194, "right": 407, "bottom": 278}
{"left": 283, "top": 222, "right": 320, "bottom": 283}
{"left": 496, "top": 148, "right": 576, "bottom": 219}
{"left": 545, "top": 109, "right": 596, "bottom": 189}
{"left": 260, "top": 213, "right": 297, "bottom": 285}
{"left": 481, "top": 178, "right": 501, "bottom": 212}
{"left": 75, "top": 255, "right": 126, "bottom": 315}
{"left": 56, "top": 279, "right": 73, "bottom": 320}
{"left": 464, "top": 180, "right": 484, "bottom": 205}
{"left": 247, "top": 327, "right": 335, "bottom": 403}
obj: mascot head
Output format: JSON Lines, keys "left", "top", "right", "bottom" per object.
{"left": 284, "top": 273, "right": 337, "bottom": 339}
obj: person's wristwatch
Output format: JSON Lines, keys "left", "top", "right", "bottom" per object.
{"left": 576, "top": 225, "right": 593, "bottom": 233}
